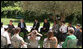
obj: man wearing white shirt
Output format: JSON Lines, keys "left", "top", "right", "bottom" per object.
{"left": 18, "top": 19, "right": 28, "bottom": 41}
{"left": 59, "top": 21, "right": 67, "bottom": 33}
{"left": 59, "top": 21, "right": 68, "bottom": 41}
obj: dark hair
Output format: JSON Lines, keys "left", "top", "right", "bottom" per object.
{"left": 21, "top": 19, "right": 24, "bottom": 20}
{"left": 69, "top": 22, "right": 72, "bottom": 24}
{"left": 10, "top": 20, "right": 13, "bottom": 22}
{"left": 47, "top": 30, "right": 54, "bottom": 40}
{"left": 69, "top": 29, "right": 74, "bottom": 34}
{"left": 80, "top": 27, "right": 82, "bottom": 30}
{"left": 54, "top": 20, "right": 57, "bottom": 22}
{"left": 61, "top": 21, "right": 65, "bottom": 24}
{"left": 4, "top": 28, "right": 8, "bottom": 31}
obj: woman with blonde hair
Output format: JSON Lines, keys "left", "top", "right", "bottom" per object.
{"left": 27, "top": 30, "right": 42, "bottom": 48}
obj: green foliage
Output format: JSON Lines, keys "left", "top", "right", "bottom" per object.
{"left": 1, "top": 1, "right": 22, "bottom": 18}
{"left": 1, "top": 1, "right": 82, "bottom": 25}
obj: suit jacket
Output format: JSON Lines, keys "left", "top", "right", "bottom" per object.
{"left": 32, "top": 22, "right": 40, "bottom": 30}
{"left": 18, "top": 22, "right": 26, "bottom": 29}
{"left": 43, "top": 22, "right": 50, "bottom": 30}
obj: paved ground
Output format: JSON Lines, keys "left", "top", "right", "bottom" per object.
{"left": 3, "top": 25, "right": 52, "bottom": 32}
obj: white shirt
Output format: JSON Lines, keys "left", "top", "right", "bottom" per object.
{"left": 21, "top": 22, "right": 24, "bottom": 28}
{"left": 59, "top": 24, "right": 67, "bottom": 33}
{"left": 68, "top": 27, "right": 74, "bottom": 31}
{"left": 12, "top": 34, "right": 27, "bottom": 48}
{"left": 1, "top": 28, "right": 11, "bottom": 44}
{"left": 12, "top": 34, "right": 24, "bottom": 42}
{"left": 1, "top": 27, "right": 4, "bottom": 36}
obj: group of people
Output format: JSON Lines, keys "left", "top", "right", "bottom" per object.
{"left": 1, "top": 18, "right": 82, "bottom": 48}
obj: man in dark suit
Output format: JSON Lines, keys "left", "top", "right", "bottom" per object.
{"left": 18, "top": 19, "right": 28, "bottom": 40}
{"left": 31, "top": 19, "right": 40, "bottom": 32}
{"left": 40, "top": 19, "right": 50, "bottom": 34}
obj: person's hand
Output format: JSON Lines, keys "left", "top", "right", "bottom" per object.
{"left": 43, "top": 28, "right": 46, "bottom": 30}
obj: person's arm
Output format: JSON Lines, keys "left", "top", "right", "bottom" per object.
{"left": 27, "top": 32, "right": 32, "bottom": 36}
{"left": 43, "top": 38, "right": 47, "bottom": 48}
{"left": 36, "top": 22, "right": 40, "bottom": 29}
{"left": 48, "top": 22, "right": 50, "bottom": 30}
{"left": 52, "top": 24, "right": 54, "bottom": 30}
{"left": 54, "top": 37, "right": 58, "bottom": 48}
{"left": 18, "top": 22, "right": 20, "bottom": 27}
{"left": 36, "top": 32, "right": 43, "bottom": 36}
{"left": 59, "top": 26, "right": 61, "bottom": 32}
{"left": 8, "top": 24, "right": 10, "bottom": 28}
{"left": 6, "top": 32, "right": 11, "bottom": 44}
{"left": 12, "top": 24, "right": 15, "bottom": 28}
{"left": 32, "top": 22, "right": 35, "bottom": 28}
{"left": 24, "top": 22, "right": 26, "bottom": 28}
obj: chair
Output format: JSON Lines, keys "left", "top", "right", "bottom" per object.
{"left": 11, "top": 36, "right": 21, "bottom": 48}
{"left": 67, "top": 39, "right": 78, "bottom": 48}
{"left": 43, "top": 40, "right": 56, "bottom": 48}
{"left": 1, "top": 36, "right": 7, "bottom": 48}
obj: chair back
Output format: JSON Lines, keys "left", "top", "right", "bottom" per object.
{"left": 43, "top": 40, "right": 56, "bottom": 48}
{"left": 1, "top": 36, "right": 7, "bottom": 48}
{"left": 11, "top": 36, "right": 21, "bottom": 48}
{"left": 67, "top": 39, "right": 78, "bottom": 48}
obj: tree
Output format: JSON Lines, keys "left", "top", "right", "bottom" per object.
{"left": 21, "top": 1, "right": 82, "bottom": 23}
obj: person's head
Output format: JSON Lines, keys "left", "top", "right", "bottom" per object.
{"left": 47, "top": 30, "right": 54, "bottom": 39}
{"left": 79, "top": 27, "right": 82, "bottom": 32}
{"left": 35, "top": 19, "right": 38, "bottom": 22}
{"left": 68, "top": 22, "right": 72, "bottom": 27}
{"left": 61, "top": 21, "right": 65, "bottom": 25}
{"left": 9, "top": 20, "right": 13, "bottom": 25}
{"left": 68, "top": 28, "right": 74, "bottom": 35}
{"left": 30, "top": 30, "right": 38, "bottom": 38}
{"left": 20, "top": 19, "right": 24, "bottom": 23}
{"left": 76, "top": 24, "right": 80, "bottom": 29}
{"left": 31, "top": 30, "right": 38, "bottom": 35}
{"left": 54, "top": 20, "right": 57, "bottom": 24}
{"left": 44, "top": 19, "right": 48, "bottom": 23}
{"left": 14, "top": 27, "right": 21, "bottom": 34}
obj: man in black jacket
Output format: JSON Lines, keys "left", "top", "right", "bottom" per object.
{"left": 40, "top": 19, "right": 50, "bottom": 34}
{"left": 31, "top": 19, "right": 40, "bottom": 32}
{"left": 18, "top": 19, "right": 28, "bottom": 40}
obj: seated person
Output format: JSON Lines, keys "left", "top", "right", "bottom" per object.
{"left": 67, "top": 22, "right": 76, "bottom": 33}
{"left": 77, "top": 27, "right": 82, "bottom": 46}
{"left": 59, "top": 21, "right": 68, "bottom": 41}
{"left": 40, "top": 19, "right": 50, "bottom": 34}
{"left": 8, "top": 20, "right": 15, "bottom": 36}
{"left": 1, "top": 26, "right": 11, "bottom": 48}
{"left": 52, "top": 20, "right": 60, "bottom": 37}
{"left": 11, "top": 27, "right": 27, "bottom": 48}
{"left": 43, "top": 30, "right": 58, "bottom": 48}
{"left": 62, "top": 28, "right": 77, "bottom": 48}
{"left": 18, "top": 19, "right": 28, "bottom": 40}
{"left": 31, "top": 19, "right": 40, "bottom": 32}
{"left": 27, "top": 30, "right": 42, "bottom": 48}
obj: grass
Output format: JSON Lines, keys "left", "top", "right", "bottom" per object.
{"left": 1, "top": 18, "right": 53, "bottom": 27}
